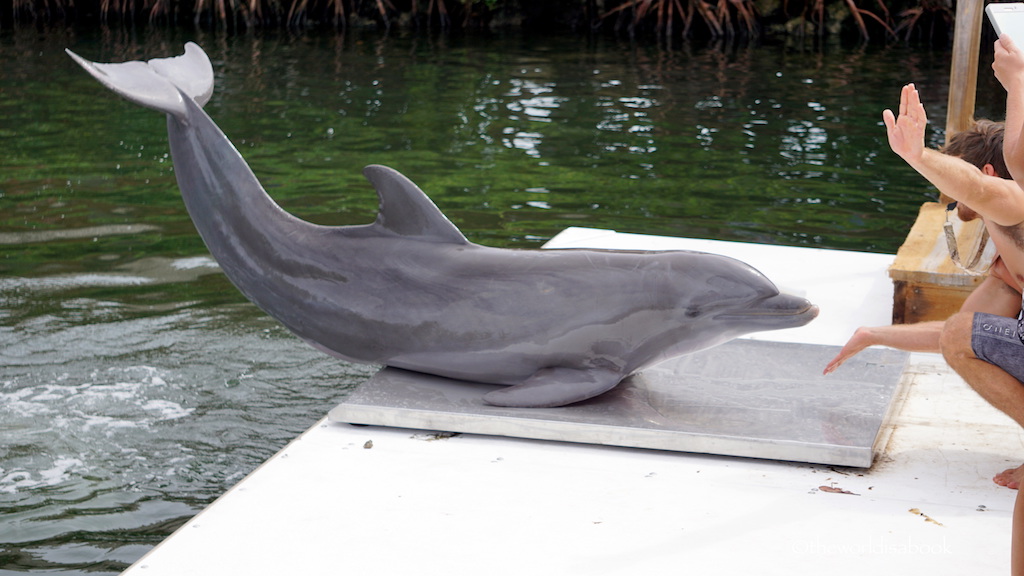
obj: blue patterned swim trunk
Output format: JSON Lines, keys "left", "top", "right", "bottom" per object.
{"left": 972, "top": 312, "right": 1024, "bottom": 383}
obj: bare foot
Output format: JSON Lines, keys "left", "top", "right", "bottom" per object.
{"left": 994, "top": 464, "right": 1024, "bottom": 490}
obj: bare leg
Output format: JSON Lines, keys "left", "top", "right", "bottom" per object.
{"left": 1015, "top": 487, "right": 1024, "bottom": 576}
{"left": 941, "top": 312, "right": 1024, "bottom": 489}
{"left": 941, "top": 312, "right": 1024, "bottom": 425}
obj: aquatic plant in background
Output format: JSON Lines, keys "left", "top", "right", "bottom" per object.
{"left": 3, "top": 0, "right": 957, "bottom": 43}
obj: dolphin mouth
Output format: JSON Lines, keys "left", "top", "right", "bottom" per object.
{"left": 714, "top": 293, "right": 819, "bottom": 327}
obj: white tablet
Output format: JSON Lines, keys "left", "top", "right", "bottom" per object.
{"left": 987, "top": 2, "right": 1024, "bottom": 45}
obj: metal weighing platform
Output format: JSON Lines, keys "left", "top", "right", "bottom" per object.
{"left": 330, "top": 339, "right": 908, "bottom": 468}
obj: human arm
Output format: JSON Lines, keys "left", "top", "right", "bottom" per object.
{"left": 822, "top": 322, "right": 942, "bottom": 375}
{"left": 883, "top": 83, "right": 1024, "bottom": 227}
{"left": 823, "top": 273, "right": 1021, "bottom": 375}
{"left": 994, "top": 35, "right": 1024, "bottom": 184}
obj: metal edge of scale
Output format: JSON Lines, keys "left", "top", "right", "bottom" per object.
{"left": 329, "top": 339, "right": 910, "bottom": 468}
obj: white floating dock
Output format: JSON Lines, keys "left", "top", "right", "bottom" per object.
{"left": 122, "top": 228, "right": 1023, "bottom": 575}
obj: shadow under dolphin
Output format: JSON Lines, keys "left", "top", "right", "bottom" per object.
{"left": 66, "top": 43, "right": 819, "bottom": 408}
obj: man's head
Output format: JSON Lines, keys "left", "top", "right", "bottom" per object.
{"left": 940, "top": 119, "right": 1009, "bottom": 221}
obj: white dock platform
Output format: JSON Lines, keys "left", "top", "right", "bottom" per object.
{"left": 121, "top": 228, "right": 1023, "bottom": 575}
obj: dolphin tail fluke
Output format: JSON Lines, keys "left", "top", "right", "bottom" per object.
{"left": 66, "top": 42, "right": 214, "bottom": 120}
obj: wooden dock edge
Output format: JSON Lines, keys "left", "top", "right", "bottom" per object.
{"left": 889, "top": 202, "right": 992, "bottom": 324}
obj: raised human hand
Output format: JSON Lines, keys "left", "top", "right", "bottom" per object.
{"left": 994, "top": 35, "right": 1024, "bottom": 92}
{"left": 881, "top": 83, "right": 927, "bottom": 165}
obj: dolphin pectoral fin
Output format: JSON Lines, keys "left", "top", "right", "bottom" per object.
{"left": 66, "top": 42, "right": 214, "bottom": 119}
{"left": 482, "top": 367, "right": 623, "bottom": 408}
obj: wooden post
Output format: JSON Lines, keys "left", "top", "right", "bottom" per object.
{"left": 946, "top": 0, "right": 984, "bottom": 142}
{"left": 887, "top": 0, "right": 989, "bottom": 324}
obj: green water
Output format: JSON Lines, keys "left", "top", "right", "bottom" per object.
{"left": 0, "top": 25, "right": 1009, "bottom": 574}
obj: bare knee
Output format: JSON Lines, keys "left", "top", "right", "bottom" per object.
{"left": 940, "top": 312, "right": 975, "bottom": 367}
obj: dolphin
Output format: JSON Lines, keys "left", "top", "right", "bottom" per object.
{"left": 66, "top": 43, "right": 819, "bottom": 408}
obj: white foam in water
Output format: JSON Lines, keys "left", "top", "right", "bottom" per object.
{"left": 82, "top": 382, "right": 145, "bottom": 402}
{"left": 141, "top": 399, "right": 194, "bottom": 421}
{"left": 2, "top": 386, "right": 56, "bottom": 417}
{"left": 1, "top": 365, "right": 185, "bottom": 438}
{"left": 0, "top": 364, "right": 196, "bottom": 493}
{"left": 38, "top": 456, "right": 86, "bottom": 486}
{"left": 172, "top": 256, "right": 219, "bottom": 270}
{"left": 0, "top": 274, "right": 152, "bottom": 292}
{"left": 0, "top": 456, "right": 85, "bottom": 494}
{"left": 77, "top": 412, "right": 147, "bottom": 433}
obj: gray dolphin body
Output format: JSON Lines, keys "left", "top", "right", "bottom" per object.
{"left": 67, "top": 43, "right": 819, "bottom": 408}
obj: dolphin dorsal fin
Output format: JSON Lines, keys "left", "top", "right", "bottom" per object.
{"left": 363, "top": 165, "right": 470, "bottom": 245}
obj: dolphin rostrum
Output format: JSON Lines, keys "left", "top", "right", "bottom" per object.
{"left": 66, "top": 43, "right": 819, "bottom": 408}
